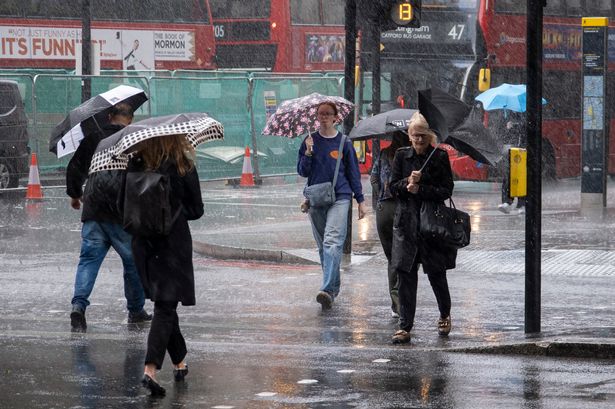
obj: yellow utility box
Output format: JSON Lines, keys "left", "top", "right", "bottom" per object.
{"left": 509, "top": 148, "right": 527, "bottom": 197}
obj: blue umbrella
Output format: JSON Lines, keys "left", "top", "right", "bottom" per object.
{"left": 475, "top": 83, "right": 547, "bottom": 112}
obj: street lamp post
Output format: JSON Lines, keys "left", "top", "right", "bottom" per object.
{"left": 525, "top": 0, "right": 545, "bottom": 334}
{"left": 81, "top": 0, "right": 92, "bottom": 102}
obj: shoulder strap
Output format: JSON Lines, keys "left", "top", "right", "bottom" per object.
{"left": 332, "top": 134, "right": 346, "bottom": 187}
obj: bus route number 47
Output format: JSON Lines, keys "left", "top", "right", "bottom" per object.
{"left": 448, "top": 24, "right": 465, "bottom": 41}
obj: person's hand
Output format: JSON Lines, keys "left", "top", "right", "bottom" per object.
{"left": 70, "top": 197, "right": 82, "bottom": 210}
{"left": 406, "top": 183, "right": 419, "bottom": 194}
{"left": 305, "top": 135, "right": 314, "bottom": 155}
{"left": 358, "top": 201, "right": 367, "bottom": 220}
{"left": 409, "top": 170, "right": 421, "bottom": 183}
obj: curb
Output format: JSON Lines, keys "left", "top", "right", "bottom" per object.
{"left": 448, "top": 341, "right": 615, "bottom": 359}
{"left": 192, "top": 240, "right": 320, "bottom": 265}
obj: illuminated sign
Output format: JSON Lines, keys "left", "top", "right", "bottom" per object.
{"left": 390, "top": 1, "right": 421, "bottom": 27}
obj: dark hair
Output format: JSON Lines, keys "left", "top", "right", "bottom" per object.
{"left": 384, "top": 130, "right": 410, "bottom": 159}
{"left": 318, "top": 101, "right": 338, "bottom": 116}
{"left": 111, "top": 102, "right": 134, "bottom": 118}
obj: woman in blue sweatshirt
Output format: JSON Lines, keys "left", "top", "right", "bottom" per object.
{"left": 297, "top": 101, "right": 366, "bottom": 310}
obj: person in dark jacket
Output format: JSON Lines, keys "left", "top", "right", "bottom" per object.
{"left": 67, "top": 103, "right": 150, "bottom": 332}
{"left": 498, "top": 113, "right": 527, "bottom": 214}
{"left": 297, "top": 101, "right": 367, "bottom": 310}
{"left": 370, "top": 130, "right": 411, "bottom": 318}
{"left": 130, "top": 134, "right": 204, "bottom": 397}
{"left": 389, "top": 112, "right": 456, "bottom": 344}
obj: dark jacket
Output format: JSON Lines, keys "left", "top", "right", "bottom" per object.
{"left": 66, "top": 121, "right": 126, "bottom": 223}
{"left": 129, "top": 156, "right": 204, "bottom": 306}
{"left": 389, "top": 146, "right": 457, "bottom": 273}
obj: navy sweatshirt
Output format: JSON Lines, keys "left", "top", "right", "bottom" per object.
{"left": 297, "top": 131, "right": 364, "bottom": 204}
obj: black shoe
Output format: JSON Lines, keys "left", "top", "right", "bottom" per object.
{"left": 316, "top": 291, "right": 333, "bottom": 310}
{"left": 142, "top": 374, "right": 166, "bottom": 396}
{"left": 70, "top": 306, "right": 87, "bottom": 332}
{"left": 128, "top": 309, "right": 152, "bottom": 324}
{"left": 173, "top": 365, "right": 189, "bottom": 381}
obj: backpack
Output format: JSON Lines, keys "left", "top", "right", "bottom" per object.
{"left": 122, "top": 168, "right": 180, "bottom": 237}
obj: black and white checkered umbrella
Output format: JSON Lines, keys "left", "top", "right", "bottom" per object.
{"left": 89, "top": 112, "right": 224, "bottom": 173}
{"left": 49, "top": 84, "right": 148, "bottom": 158}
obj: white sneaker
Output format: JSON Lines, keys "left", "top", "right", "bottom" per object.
{"left": 517, "top": 206, "right": 525, "bottom": 215}
{"left": 497, "top": 203, "right": 511, "bottom": 214}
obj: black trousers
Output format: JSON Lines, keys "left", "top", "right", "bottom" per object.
{"left": 376, "top": 200, "right": 399, "bottom": 312}
{"left": 145, "top": 301, "right": 187, "bottom": 370}
{"left": 397, "top": 261, "right": 451, "bottom": 332}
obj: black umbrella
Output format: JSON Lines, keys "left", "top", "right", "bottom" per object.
{"left": 89, "top": 112, "right": 224, "bottom": 173}
{"left": 418, "top": 88, "right": 498, "bottom": 166}
{"left": 348, "top": 108, "right": 417, "bottom": 140}
{"left": 49, "top": 85, "right": 148, "bottom": 158}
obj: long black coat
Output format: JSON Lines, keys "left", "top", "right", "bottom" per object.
{"left": 129, "top": 157, "right": 204, "bottom": 306}
{"left": 389, "top": 146, "right": 457, "bottom": 273}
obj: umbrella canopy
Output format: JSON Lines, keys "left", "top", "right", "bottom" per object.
{"left": 418, "top": 88, "right": 498, "bottom": 166}
{"left": 50, "top": 85, "right": 148, "bottom": 158}
{"left": 89, "top": 112, "right": 224, "bottom": 173}
{"left": 475, "top": 83, "right": 547, "bottom": 112}
{"left": 348, "top": 108, "right": 417, "bottom": 141}
{"left": 261, "top": 92, "right": 353, "bottom": 138}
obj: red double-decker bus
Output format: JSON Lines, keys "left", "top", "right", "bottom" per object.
{"left": 0, "top": 0, "right": 216, "bottom": 70}
{"left": 210, "top": 0, "right": 345, "bottom": 71}
{"left": 471, "top": 0, "right": 615, "bottom": 180}
{"left": 377, "top": 0, "right": 615, "bottom": 181}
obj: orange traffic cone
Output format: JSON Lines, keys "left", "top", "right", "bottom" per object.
{"left": 239, "top": 146, "right": 256, "bottom": 187}
{"left": 26, "top": 153, "right": 43, "bottom": 200}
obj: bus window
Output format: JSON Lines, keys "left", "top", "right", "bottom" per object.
{"left": 544, "top": 0, "right": 564, "bottom": 16}
{"left": 291, "top": 0, "right": 320, "bottom": 24}
{"left": 565, "top": 0, "right": 582, "bottom": 16}
{"left": 323, "top": 0, "right": 345, "bottom": 25}
{"left": 29, "top": 0, "right": 80, "bottom": 19}
{"left": 210, "top": 0, "right": 270, "bottom": 19}
{"left": 0, "top": 1, "right": 24, "bottom": 17}
{"left": 494, "top": 0, "right": 525, "bottom": 14}
{"left": 585, "top": 0, "right": 611, "bottom": 16}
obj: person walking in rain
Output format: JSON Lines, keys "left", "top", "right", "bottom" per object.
{"left": 497, "top": 112, "right": 526, "bottom": 214}
{"left": 297, "top": 101, "right": 367, "bottom": 310}
{"left": 370, "top": 130, "right": 411, "bottom": 318}
{"left": 129, "top": 134, "right": 204, "bottom": 396}
{"left": 388, "top": 112, "right": 457, "bottom": 344}
{"left": 67, "top": 103, "right": 151, "bottom": 332}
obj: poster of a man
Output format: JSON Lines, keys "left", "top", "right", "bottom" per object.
{"left": 118, "top": 31, "right": 154, "bottom": 70}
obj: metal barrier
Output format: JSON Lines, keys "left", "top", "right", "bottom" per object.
{"left": 17, "top": 70, "right": 350, "bottom": 181}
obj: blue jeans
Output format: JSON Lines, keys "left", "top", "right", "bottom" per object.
{"left": 308, "top": 199, "right": 351, "bottom": 298}
{"left": 71, "top": 221, "right": 145, "bottom": 313}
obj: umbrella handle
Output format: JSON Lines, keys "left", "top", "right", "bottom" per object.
{"left": 419, "top": 143, "right": 440, "bottom": 172}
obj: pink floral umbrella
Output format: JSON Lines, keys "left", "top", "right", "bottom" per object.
{"left": 261, "top": 93, "right": 354, "bottom": 138}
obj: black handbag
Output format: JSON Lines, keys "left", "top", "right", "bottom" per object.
{"left": 419, "top": 198, "right": 471, "bottom": 249}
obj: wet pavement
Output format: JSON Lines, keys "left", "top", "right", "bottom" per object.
{"left": 1, "top": 176, "right": 615, "bottom": 407}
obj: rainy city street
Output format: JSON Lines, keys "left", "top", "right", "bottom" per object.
{"left": 1, "top": 178, "right": 615, "bottom": 408}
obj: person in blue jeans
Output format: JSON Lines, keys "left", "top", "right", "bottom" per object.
{"left": 67, "top": 103, "right": 150, "bottom": 332}
{"left": 297, "top": 101, "right": 366, "bottom": 310}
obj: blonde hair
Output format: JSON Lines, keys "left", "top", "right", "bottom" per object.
{"left": 138, "top": 134, "right": 195, "bottom": 176}
{"left": 408, "top": 111, "right": 437, "bottom": 145}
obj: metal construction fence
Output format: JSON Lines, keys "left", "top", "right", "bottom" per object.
{"left": 1, "top": 70, "right": 352, "bottom": 181}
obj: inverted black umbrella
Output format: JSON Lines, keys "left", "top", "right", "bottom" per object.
{"left": 89, "top": 112, "right": 224, "bottom": 173}
{"left": 418, "top": 88, "right": 498, "bottom": 166}
{"left": 348, "top": 108, "right": 417, "bottom": 140}
{"left": 49, "top": 85, "right": 148, "bottom": 158}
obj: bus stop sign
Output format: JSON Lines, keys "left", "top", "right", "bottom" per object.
{"left": 581, "top": 17, "right": 608, "bottom": 206}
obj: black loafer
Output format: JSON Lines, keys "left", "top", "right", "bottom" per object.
{"left": 142, "top": 374, "right": 165, "bottom": 396}
{"left": 173, "top": 366, "right": 189, "bottom": 381}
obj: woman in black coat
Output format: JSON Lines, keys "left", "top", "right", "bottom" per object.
{"left": 389, "top": 112, "right": 456, "bottom": 344}
{"left": 129, "top": 134, "right": 204, "bottom": 396}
